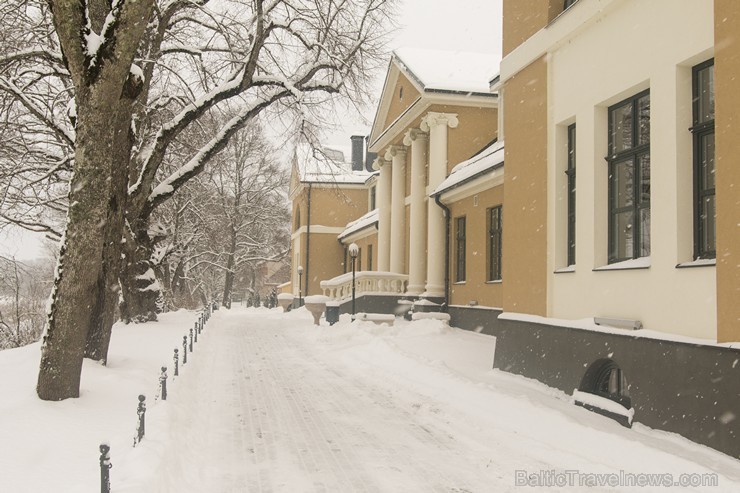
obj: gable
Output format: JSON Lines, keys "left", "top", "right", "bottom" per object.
{"left": 383, "top": 71, "right": 422, "bottom": 130}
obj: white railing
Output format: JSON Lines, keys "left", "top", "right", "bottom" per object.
{"left": 320, "top": 271, "right": 408, "bottom": 300}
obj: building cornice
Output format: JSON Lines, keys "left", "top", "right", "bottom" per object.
{"left": 436, "top": 164, "right": 504, "bottom": 204}
{"left": 291, "top": 225, "right": 346, "bottom": 240}
{"left": 500, "top": 0, "right": 620, "bottom": 83}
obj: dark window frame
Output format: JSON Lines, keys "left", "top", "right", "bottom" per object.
{"left": 566, "top": 123, "right": 576, "bottom": 266}
{"left": 455, "top": 216, "right": 466, "bottom": 283}
{"left": 564, "top": 0, "right": 578, "bottom": 9}
{"left": 367, "top": 244, "right": 373, "bottom": 271}
{"left": 692, "top": 59, "right": 716, "bottom": 259}
{"left": 370, "top": 185, "right": 376, "bottom": 210}
{"left": 487, "top": 206, "right": 503, "bottom": 281}
{"left": 607, "top": 89, "right": 651, "bottom": 264}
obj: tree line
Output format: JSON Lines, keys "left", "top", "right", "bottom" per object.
{"left": 0, "top": 0, "right": 391, "bottom": 400}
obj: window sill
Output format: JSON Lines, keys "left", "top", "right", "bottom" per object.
{"left": 554, "top": 265, "right": 576, "bottom": 274}
{"left": 676, "top": 258, "right": 716, "bottom": 269}
{"left": 485, "top": 280, "right": 502, "bottom": 284}
{"left": 593, "top": 257, "right": 651, "bottom": 272}
{"left": 453, "top": 281, "right": 466, "bottom": 285}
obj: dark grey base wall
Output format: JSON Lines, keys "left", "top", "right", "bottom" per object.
{"left": 337, "top": 295, "right": 410, "bottom": 317}
{"left": 448, "top": 305, "right": 504, "bottom": 333}
{"left": 449, "top": 306, "right": 739, "bottom": 459}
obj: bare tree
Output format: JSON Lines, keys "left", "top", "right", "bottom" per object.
{"left": 205, "top": 124, "right": 289, "bottom": 308}
{"left": 147, "top": 123, "right": 290, "bottom": 311}
{"left": 0, "top": 256, "right": 52, "bottom": 350}
{"left": 0, "top": 0, "right": 391, "bottom": 400}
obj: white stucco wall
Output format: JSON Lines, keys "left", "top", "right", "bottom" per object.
{"left": 547, "top": 0, "right": 716, "bottom": 338}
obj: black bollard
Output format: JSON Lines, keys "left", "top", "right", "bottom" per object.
{"left": 99, "top": 443, "right": 112, "bottom": 493}
{"left": 173, "top": 348, "right": 179, "bottom": 376}
{"left": 194, "top": 322, "right": 198, "bottom": 343}
{"left": 135, "top": 395, "right": 146, "bottom": 445}
{"left": 182, "top": 337, "right": 187, "bottom": 364}
{"left": 160, "top": 367, "right": 168, "bottom": 401}
{"left": 189, "top": 328, "right": 193, "bottom": 352}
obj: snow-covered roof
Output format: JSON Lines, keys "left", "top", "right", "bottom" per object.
{"left": 295, "top": 144, "right": 373, "bottom": 184}
{"left": 393, "top": 47, "right": 500, "bottom": 95}
{"left": 338, "top": 208, "right": 378, "bottom": 241}
{"left": 434, "top": 141, "right": 504, "bottom": 196}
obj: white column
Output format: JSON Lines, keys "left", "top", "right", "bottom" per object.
{"left": 374, "top": 157, "right": 391, "bottom": 272}
{"left": 420, "top": 112, "right": 458, "bottom": 298}
{"left": 385, "top": 145, "right": 407, "bottom": 274}
{"left": 403, "top": 128, "right": 428, "bottom": 295}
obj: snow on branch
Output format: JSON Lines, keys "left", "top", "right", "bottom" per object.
{"left": 146, "top": 89, "right": 291, "bottom": 210}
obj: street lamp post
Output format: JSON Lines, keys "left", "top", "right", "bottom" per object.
{"left": 348, "top": 243, "right": 359, "bottom": 321}
{"left": 297, "top": 265, "right": 304, "bottom": 306}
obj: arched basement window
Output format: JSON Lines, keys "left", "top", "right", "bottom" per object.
{"left": 579, "top": 358, "right": 631, "bottom": 409}
{"left": 575, "top": 358, "right": 633, "bottom": 427}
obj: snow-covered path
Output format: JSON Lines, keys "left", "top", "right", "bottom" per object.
{"left": 153, "top": 310, "right": 495, "bottom": 492}
{"left": 143, "top": 308, "right": 740, "bottom": 493}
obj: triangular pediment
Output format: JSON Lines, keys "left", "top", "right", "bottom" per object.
{"left": 368, "top": 49, "right": 499, "bottom": 152}
{"left": 368, "top": 58, "right": 424, "bottom": 149}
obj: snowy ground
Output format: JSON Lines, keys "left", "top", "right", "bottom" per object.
{"left": 1, "top": 307, "right": 739, "bottom": 492}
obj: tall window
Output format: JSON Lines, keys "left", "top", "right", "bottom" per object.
{"left": 607, "top": 90, "right": 650, "bottom": 263}
{"left": 693, "top": 60, "right": 715, "bottom": 259}
{"left": 294, "top": 206, "right": 301, "bottom": 231}
{"left": 455, "top": 216, "right": 466, "bottom": 282}
{"left": 370, "top": 186, "right": 376, "bottom": 210}
{"left": 566, "top": 124, "right": 576, "bottom": 265}
{"left": 367, "top": 244, "right": 373, "bottom": 271}
{"left": 487, "top": 206, "right": 502, "bottom": 281}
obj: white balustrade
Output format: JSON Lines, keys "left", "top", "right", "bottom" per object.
{"left": 320, "top": 271, "right": 409, "bottom": 301}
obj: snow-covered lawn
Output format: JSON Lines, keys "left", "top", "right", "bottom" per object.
{"left": 1, "top": 306, "right": 739, "bottom": 492}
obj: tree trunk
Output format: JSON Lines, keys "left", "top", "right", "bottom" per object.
{"left": 221, "top": 227, "right": 237, "bottom": 309}
{"left": 119, "top": 219, "right": 160, "bottom": 323}
{"left": 84, "top": 98, "right": 134, "bottom": 362}
{"left": 37, "top": 0, "right": 155, "bottom": 399}
{"left": 37, "top": 96, "right": 128, "bottom": 399}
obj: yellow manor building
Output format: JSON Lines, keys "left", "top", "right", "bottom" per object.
{"left": 287, "top": 0, "right": 740, "bottom": 458}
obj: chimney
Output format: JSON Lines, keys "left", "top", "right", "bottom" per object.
{"left": 364, "top": 135, "right": 377, "bottom": 172}
{"left": 350, "top": 135, "right": 364, "bottom": 171}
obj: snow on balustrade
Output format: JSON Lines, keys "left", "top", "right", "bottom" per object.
{"left": 320, "top": 271, "right": 408, "bottom": 300}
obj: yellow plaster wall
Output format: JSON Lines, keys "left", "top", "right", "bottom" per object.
{"left": 350, "top": 233, "right": 378, "bottom": 272}
{"left": 502, "top": 0, "right": 552, "bottom": 56}
{"left": 308, "top": 187, "right": 368, "bottom": 227}
{"left": 715, "top": 0, "right": 740, "bottom": 343}
{"left": 384, "top": 72, "right": 422, "bottom": 130}
{"left": 448, "top": 186, "right": 504, "bottom": 308}
{"left": 303, "top": 233, "right": 344, "bottom": 296}
{"left": 502, "top": 57, "right": 548, "bottom": 316}
{"left": 428, "top": 105, "right": 498, "bottom": 173}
